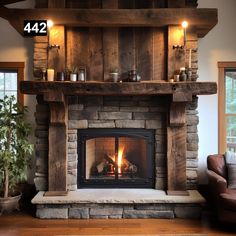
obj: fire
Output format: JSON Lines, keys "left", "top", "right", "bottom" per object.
{"left": 117, "top": 146, "right": 125, "bottom": 174}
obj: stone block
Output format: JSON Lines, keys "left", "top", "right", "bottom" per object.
{"left": 68, "top": 154, "right": 78, "bottom": 162}
{"left": 84, "top": 106, "right": 101, "bottom": 112}
{"left": 67, "top": 184, "right": 77, "bottom": 191}
{"left": 34, "top": 36, "right": 48, "bottom": 43}
{"left": 155, "top": 129, "right": 166, "bottom": 135}
{"left": 101, "top": 106, "right": 119, "bottom": 112}
{"left": 119, "top": 101, "right": 138, "bottom": 107}
{"left": 155, "top": 177, "right": 166, "bottom": 190}
{"left": 187, "top": 142, "right": 198, "bottom": 151}
{"left": 115, "top": 120, "right": 145, "bottom": 128}
{"left": 68, "top": 142, "right": 77, "bottom": 149}
{"left": 187, "top": 170, "right": 198, "bottom": 180}
{"left": 68, "top": 149, "right": 77, "bottom": 155}
{"left": 68, "top": 134, "right": 77, "bottom": 142}
{"left": 34, "top": 59, "right": 47, "bottom": 68}
{"left": 146, "top": 120, "right": 163, "bottom": 129}
{"left": 186, "top": 110, "right": 198, "bottom": 115}
{"left": 36, "top": 208, "right": 68, "bottom": 219}
{"left": 79, "top": 96, "right": 103, "bottom": 106}
{"left": 68, "top": 169, "right": 77, "bottom": 186}
{"left": 69, "top": 104, "right": 84, "bottom": 111}
{"left": 155, "top": 154, "right": 166, "bottom": 167}
{"left": 134, "top": 204, "right": 173, "bottom": 211}
{"left": 133, "top": 112, "right": 161, "bottom": 120}
{"left": 108, "top": 215, "right": 122, "bottom": 219}
{"left": 35, "top": 43, "right": 48, "bottom": 49}
{"left": 187, "top": 125, "right": 197, "bottom": 133}
{"left": 69, "top": 110, "right": 98, "bottom": 120}
{"left": 90, "top": 207, "right": 123, "bottom": 216}
{"left": 123, "top": 210, "right": 174, "bottom": 219}
{"left": 120, "top": 107, "right": 149, "bottom": 112}
{"left": 186, "top": 115, "right": 199, "bottom": 125}
{"left": 35, "top": 130, "right": 48, "bottom": 138}
{"left": 187, "top": 159, "right": 198, "bottom": 168}
{"left": 88, "top": 120, "right": 115, "bottom": 128}
{"left": 36, "top": 157, "right": 47, "bottom": 174}
{"left": 187, "top": 133, "right": 199, "bottom": 142}
{"left": 34, "top": 52, "right": 47, "bottom": 60}
{"left": 155, "top": 141, "right": 166, "bottom": 153}
{"left": 68, "top": 129, "right": 77, "bottom": 134}
{"left": 69, "top": 208, "right": 89, "bottom": 219}
{"left": 34, "top": 177, "right": 47, "bottom": 191}
{"left": 99, "top": 112, "right": 132, "bottom": 120}
{"left": 68, "top": 120, "right": 88, "bottom": 129}
{"left": 68, "top": 161, "right": 77, "bottom": 170}
{"left": 35, "top": 150, "right": 48, "bottom": 159}
{"left": 174, "top": 205, "right": 201, "bottom": 219}
{"left": 186, "top": 151, "right": 198, "bottom": 159}
{"left": 149, "top": 107, "right": 167, "bottom": 112}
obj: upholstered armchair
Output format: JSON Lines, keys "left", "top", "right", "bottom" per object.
{"left": 207, "top": 154, "right": 236, "bottom": 223}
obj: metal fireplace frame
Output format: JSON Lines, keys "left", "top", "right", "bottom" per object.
{"left": 77, "top": 128, "right": 155, "bottom": 188}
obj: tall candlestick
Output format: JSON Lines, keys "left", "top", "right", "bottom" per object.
{"left": 188, "top": 49, "right": 192, "bottom": 68}
{"left": 47, "top": 69, "right": 54, "bottom": 81}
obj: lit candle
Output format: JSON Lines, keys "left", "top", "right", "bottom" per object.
{"left": 189, "top": 49, "right": 192, "bottom": 68}
{"left": 47, "top": 69, "right": 54, "bottom": 81}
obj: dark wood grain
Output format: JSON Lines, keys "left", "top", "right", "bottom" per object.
{"left": 102, "top": 0, "right": 119, "bottom": 81}
{"left": 43, "top": 91, "right": 68, "bottom": 194}
{"left": 20, "top": 81, "right": 217, "bottom": 96}
{"left": 167, "top": 126, "right": 186, "bottom": 191}
{"left": 0, "top": 8, "right": 218, "bottom": 37}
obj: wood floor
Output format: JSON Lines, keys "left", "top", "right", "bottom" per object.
{"left": 0, "top": 211, "right": 236, "bottom": 236}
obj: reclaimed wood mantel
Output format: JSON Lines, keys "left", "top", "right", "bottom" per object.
{"left": 20, "top": 81, "right": 217, "bottom": 98}
{"left": 20, "top": 80, "right": 217, "bottom": 196}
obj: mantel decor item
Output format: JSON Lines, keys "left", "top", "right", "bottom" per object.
{"left": 68, "top": 66, "right": 78, "bottom": 82}
{"left": 78, "top": 66, "right": 86, "bottom": 82}
{"left": 47, "top": 68, "right": 54, "bottom": 81}
{"left": 109, "top": 68, "right": 119, "bottom": 82}
{"left": 0, "top": 96, "right": 33, "bottom": 215}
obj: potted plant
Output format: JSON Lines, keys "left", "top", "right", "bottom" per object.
{"left": 109, "top": 67, "right": 119, "bottom": 82}
{"left": 0, "top": 96, "right": 33, "bottom": 215}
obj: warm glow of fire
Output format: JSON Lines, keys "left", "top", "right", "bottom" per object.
{"left": 117, "top": 146, "right": 125, "bottom": 174}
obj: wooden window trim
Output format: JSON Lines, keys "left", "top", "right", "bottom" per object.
{"left": 0, "top": 62, "right": 24, "bottom": 105}
{"left": 218, "top": 61, "right": 236, "bottom": 153}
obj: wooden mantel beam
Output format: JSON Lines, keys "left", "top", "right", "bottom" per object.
{"left": 0, "top": 8, "right": 218, "bottom": 37}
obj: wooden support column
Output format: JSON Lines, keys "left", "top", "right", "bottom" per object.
{"left": 167, "top": 101, "right": 187, "bottom": 195}
{"left": 44, "top": 91, "right": 68, "bottom": 196}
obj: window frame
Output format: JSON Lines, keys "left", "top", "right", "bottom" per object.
{"left": 218, "top": 61, "right": 236, "bottom": 153}
{"left": 0, "top": 62, "right": 24, "bottom": 105}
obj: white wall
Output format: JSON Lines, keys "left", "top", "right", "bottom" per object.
{"left": 198, "top": 0, "right": 236, "bottom": 183}
{"left": 0, "top": 0, "right": 36, "bottom": 183}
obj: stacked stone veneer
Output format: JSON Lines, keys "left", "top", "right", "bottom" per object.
{"left": 34, "top": 95, "right": 199, "bottom": 192}
{"left": 36, "top": 202, "right": 202, "bottom": 219}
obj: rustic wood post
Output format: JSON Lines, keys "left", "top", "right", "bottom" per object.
{"left": 44, "top": 91, "right": 68, "bottom": 196}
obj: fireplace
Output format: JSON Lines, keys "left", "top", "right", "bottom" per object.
{"left": 77, "top": 129, "right": 155, "bottom": 188}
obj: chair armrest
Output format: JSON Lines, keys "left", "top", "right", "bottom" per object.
{"left": 207, "top": 169, "right": 227, "bottom": 194}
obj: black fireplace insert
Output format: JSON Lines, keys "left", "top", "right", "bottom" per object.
{"left": 77, "top": 129, "right": 155, "bottom": 188}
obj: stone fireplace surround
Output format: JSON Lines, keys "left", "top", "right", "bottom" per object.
{"left": 34, "top": 94, "right": 199, "bottom": 192}
{"left": 30, "top": 89, "right": 204, "bottom": 219}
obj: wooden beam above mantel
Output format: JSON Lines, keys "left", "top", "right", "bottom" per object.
{"left": 20, "top": 81, "right": 217, "bottom": 100}
{"left": 0, "top": 8, "right": 217, "bottom": 37}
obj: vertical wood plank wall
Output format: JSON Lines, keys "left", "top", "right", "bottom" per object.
{"left": 65, "top": 0, "right": 167, "bottom": 81}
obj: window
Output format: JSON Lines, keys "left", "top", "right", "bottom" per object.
{"left": 0, "top": 62, "right": 24, "bottom": 105}
{"left": 218, "top": 62, "right": 236, "bottom": 153}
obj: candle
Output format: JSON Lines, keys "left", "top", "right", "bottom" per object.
{"left": 47, "top": 69, "right": 54, "bottom": 81}
{"left": 188, "top": 49, "right": 192, "bottom": 69}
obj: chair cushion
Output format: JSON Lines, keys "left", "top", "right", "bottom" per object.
{"left": 225, "top": 151, "right": 236, "bottom": 189}
{"left": 227, "top": 164, "right": 236, "bottom": 189}
{"left": 207, "top": 154, "right": 227, "bottom": 178}
{"left": 220, "top": 193, "right": 236, "bottom": 211}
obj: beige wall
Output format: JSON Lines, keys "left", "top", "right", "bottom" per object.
{"left": 198, "top": 0, "right": 236, "bottom": 183}
{"left": 0, "top": 0, "right": 36, "bottom": 183}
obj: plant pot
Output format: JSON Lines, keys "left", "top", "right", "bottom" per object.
{"left": 70, "top": 73, "right": 77, "bottom": 82}
{"left": 110, "top": 72, "right": 119, "bottom": 82}
{"left": 0, "top": 192, "right": 22, "bottom": 215}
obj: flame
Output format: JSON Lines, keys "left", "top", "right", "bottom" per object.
{"left": 117, "top": 146, "right": 125, "bottom": 174}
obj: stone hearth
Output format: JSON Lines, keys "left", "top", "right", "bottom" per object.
{"left": 32, "top": 190, "right": 205, "bottom": 219}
